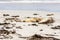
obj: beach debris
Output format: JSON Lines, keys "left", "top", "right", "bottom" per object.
{"left": 27, "top": 34, "right": 60, "bottom": 40}
{"left": 47, "top": 13, "right": 54, "bottom": 16}
{"left": 0, "top": 35, "right": 13, "bottom": 39}
{"left": 38, "top": 17, "right": 54, "bottom": 24}
{"left": 0, "top": 30, "right": 10, "bottom": 35}
{"left": 11, "top": 15, "right": 21, "bottom": 22}
{"left": 11, "top": 15, "right": 19, "bottom": 18}
{"left": 23, "top": 17, "right": 54, "bottom": 24}
{"left": 19, "top": 36, "right": 29, "bottom": 39}
{"left": 33, "top": 13, "right": 38, "bottom": 15}
{"left": 28, "top": 24, "right": 38, "bottom": 26}
{"left": 5, "top": 27, "right": 12, "bottom": 29}
{"left": 0, "top": 29, "right": 16, "bottom": 35}
{"left": 0, "top": 29, "right": 14, "bottom": 39}
{"left": 4, "top": 24, "right": 14, "bottom": 29}
{"left": 0, "top": 23, "right": 10, "bottom": 25}
{"left": 3, "top": 14, "right": 9, "bottom": 16}
{"left": 51, "top": 25, "right": 60, "bottom": 29}
{"left": 14, "top": 18, "right": 21, "bottom": 22}
{"left": 45, "top": 34, "right": 58, "bottom": 36}
{"left": 5, "top": 18, "right": 15, "bottom": 22}
{"left": 16, "top": 26, "right": 22, "bottom": 29}
{"left": 23, "top": 17, "right": 41, "bottom": 22}
{"left": 40, "top": 29, "right": 43, "bottom": 31}
{"left": 10, "top": 30, "right": 16, "bottom": 34}
{"left": 26, "top": 17, "right": 31, "bottom": 18}
{"left": 5, "top": 17, "right": 21, "bottom": 22}
{"left": 5, "top": 18, "right": 15, "bottom": 20}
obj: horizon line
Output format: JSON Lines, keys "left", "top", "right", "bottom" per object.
{"left": 0, "top": 1, "right": 60, "bottom": 3}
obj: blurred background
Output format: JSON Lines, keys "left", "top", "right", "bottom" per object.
{"left": 0, "top": 3, "right": 60, "bottom": 12}
{"left": 0, "top": 0, "right": 59, "bottom": 1}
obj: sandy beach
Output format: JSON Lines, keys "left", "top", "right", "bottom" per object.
{"left": 0, "top": 10, "right": 60, "bottom": 40}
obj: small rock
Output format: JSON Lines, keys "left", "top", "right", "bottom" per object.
{"left": 11, "top": 31, "right": 16, "bottom": 34}
{"left": 3, "top": 14, "right": 9, "bottom": 16}
{"left": 11, "top": 15, "right": 19, "bottom": 17}
{"left": 51, "top": 25, "right": 60, "bottom": 29}
{"left": 47, "top": 14, "right": 54, "bottom": 16}
{"left": 33, "top": 13, "right": 38, "bottom": 15}
{"left": 40, "top": 29, "right": 43, "bottom": 31}
{"left": 5, "top": 27, "right": 11, "bottom": 29}
{"left": 16, "top": 26, "right": 22, "bottom": 29}
{"left": 26, "top": 17, "right": 31, "bottom": 18}
{"left": 29, "top": 24, "right": 38, "bottom": 26}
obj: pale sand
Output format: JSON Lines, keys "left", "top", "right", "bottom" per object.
{"left": 0, "top": 10, "right": 60, "bottom": 40}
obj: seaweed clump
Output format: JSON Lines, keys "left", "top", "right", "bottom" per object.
{"left": 27, "top": 34, "right": 60, "bottom": 40}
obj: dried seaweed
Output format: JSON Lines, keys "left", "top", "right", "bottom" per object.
{"left": 51, "top": 25, "right": 60, "bottom": 29}
{"left": 3, "top": 14, "right": 9, "bottom": 16}
{"left": 27, "top": 34, "right": 60, "bottom": 40}
{"left": 0, "top": 23, "right": 10, "bottom": 25}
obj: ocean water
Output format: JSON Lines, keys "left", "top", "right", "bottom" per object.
{"left": 0, "top": 3, "right": 60, "bottom": 12}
